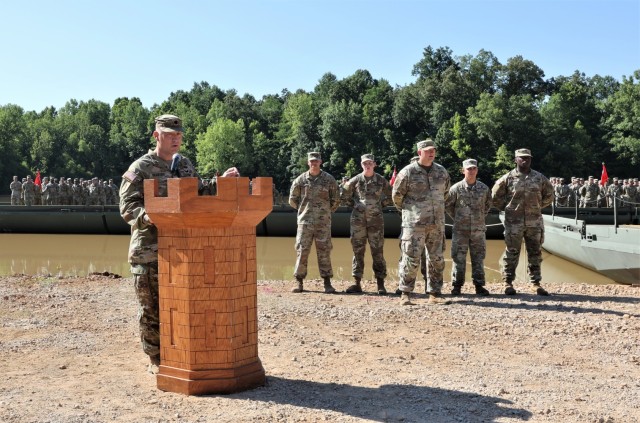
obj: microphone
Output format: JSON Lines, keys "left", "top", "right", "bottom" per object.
{"left": 170, "top": 153, "right": 181, "bottom": 177}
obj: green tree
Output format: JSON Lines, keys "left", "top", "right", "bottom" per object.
{"left": 601, "top": 70, "right": 640, "bottom": 167}
{"left": 195, "top": 118, "right": 248, "bottom": 177}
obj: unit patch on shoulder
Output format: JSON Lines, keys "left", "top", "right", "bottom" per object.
{"left": 122, "top": 170, "right": 139, "bottom": 183}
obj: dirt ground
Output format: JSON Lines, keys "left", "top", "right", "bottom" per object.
{"left": 1, "top": 274, "right": 638, "bottom": 423}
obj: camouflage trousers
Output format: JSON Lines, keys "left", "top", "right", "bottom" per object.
{"left": 350, "top": 222, "right": 386, "bottom": 279}
{"left": 11, "top": 195, "right": 20, "bottom": 205}
{"left": 451, "top": 229, "right": 486, "bottom": 286}
{"left": 398, "top": 225, "right": 445, "bottom": 294}
{"left": 131, "top": 262, "right": 160, "bottom": 359}
{"left": 294, "top": 223, "right": 333, "bottom": 279}
{"left": 23, "top": 195, "right": 34, "bottom": 206}
{"left": 500, "top": 225, "right": 543, "bottom": 284}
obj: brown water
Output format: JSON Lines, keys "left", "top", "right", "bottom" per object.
{"left": 0, "top": 234, "right": 615, "bottom": 284}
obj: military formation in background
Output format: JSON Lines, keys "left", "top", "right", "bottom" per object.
{"left": 551, "top": 175, "right": 640, "bottom": 208}
{"left": 8, "top": 175, "right": 120, "bottom": 206}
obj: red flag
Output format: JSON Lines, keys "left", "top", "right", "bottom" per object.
{"left": 600, "top": 163, "right": 608, "bottom": 186}
{"left": 390, "top": 167, "right": 397, "bottom": 186}
{"left": 34, "top": 170, "right": 41, "bottom": 187}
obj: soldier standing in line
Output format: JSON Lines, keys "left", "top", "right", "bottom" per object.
{"left": 445, "top": 159, "right": 492, "bottom": 296}
{"left": 120, "top": 113, "right": 239, "bottom": 373}
{"left": 341, "top": 153, "right": 393, "bottom": 295}
{"left": 491, "top": 148, "right": 554, "bottom": 296}
{"left": 22, "top": 175, "right": 36, "bottom": 206}
{"left": 10, "top": 176, "right": 23, "bottom": 205}
{"left": 580, "top": 176, "right": 599, "bottom": 208}
{"left": 392, "top": 139, "right": 451, "bottom": 306}
{"left": 41, "top": 177, "right": 53, "bottom": 205}
{"left": 289, "top": 152, "right": 340, "bottom": 294}
{"left": 607, "top": 178, "right": 621, "bottom": 208}
{"left": 87, "top": 177, "right": 102, "bottom": 205}
{"left": 554, "top": 178, "right": 570, "bottom": 207}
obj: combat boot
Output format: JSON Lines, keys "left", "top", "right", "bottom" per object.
{"left": 451, "top": 285, "right": 462, "bottom": 296}
{"left": 532, "top": 282, "right": 549, "bottom": 296}
{"left": 323, "top": 277, "right": 336, "bottom": 294}
{"left": 345, "top": 277, "right": 363, "bottom": 294}
{"left": 474, "top": 284, "right": 490, "bottom": 296}
{"left": 400, "top": 291, "right": 413, "bottom": 305}
{"left": 504, "top": 283, "right": 517, "bottom": 295}
{"left": 376, "top": 277, "right": 387, "bottom": 295}
{"left": 148, "top": 355, "right": 160, "bottom": 374}
{"left": 291, "top": 277, "right": 304, "bottom": 293}
{"left": 428, "top": 292, "right": 451, "bottom": 305}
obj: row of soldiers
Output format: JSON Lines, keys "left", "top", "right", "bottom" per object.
{"left": 551, "top": 176, "right": 639, "bottom": 208}
{"left": 8, "top": 175, "right": 119, "bottom": 206}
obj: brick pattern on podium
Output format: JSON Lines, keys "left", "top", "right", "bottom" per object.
{"left": 157, "top": 226, "right": 258, "bottom": 372}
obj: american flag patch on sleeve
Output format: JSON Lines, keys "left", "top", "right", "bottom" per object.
{"left": 122, "top": 170, "right": 139, "bottom": 183}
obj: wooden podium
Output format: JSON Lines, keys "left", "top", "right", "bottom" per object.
{"left": 144, "top": 176, "right": 272, "bottom": 395}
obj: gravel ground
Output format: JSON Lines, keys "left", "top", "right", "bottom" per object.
{"left": 0, "top": 274, "right": 638, "bottom": 423}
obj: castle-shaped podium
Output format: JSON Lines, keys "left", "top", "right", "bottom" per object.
{"left": 144, "top": 176, "right": 272, "bottom": 395}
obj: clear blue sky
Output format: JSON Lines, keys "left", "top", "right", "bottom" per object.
{"left": 2, "top": 0, "right": 638, "bottom": 112}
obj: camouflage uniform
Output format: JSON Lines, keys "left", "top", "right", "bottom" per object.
{"left": 120, "top": 149, "right": 201, "bottom": 360}
{"left": 445, "top": 177, "right": 492, "bottom": 287}
{"left": 607, "top": 182, "right": 622, "bottom": 208}
{"left": 22, "top": 178, "right": 36, "bottom": 206}
{"left": 554, "top": 182, "right": 571, "bottom": 207}
{"left": 41, "top": 178, "right": 54, "bottom": 205}
{"left": 10, "top": 178, "right": 23, "bottom": 205}
{"left": 492, "top": 162, "right": 554, "bottom": 285}
{"left": 87, "top": 180, "right": 104, "bottom": 205}
{"left": 579, "top": 180, "right": 599, "bottom": 207}
{"left": 392, "top": 159, "right": 450, "bottom": 294}
{"left": 341, "top": 170, "right": 393, "bottom": 281}
{"left": 289, "top": 166, "right": 340, "bottom": 281}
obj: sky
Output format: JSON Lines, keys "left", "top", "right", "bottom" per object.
{"left": 2, "top": 0, "right": 638, "bottom": 112}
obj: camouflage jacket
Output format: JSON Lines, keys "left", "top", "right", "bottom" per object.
{"left": 392, "top": 162, "right": 450, "bottom": 227}
{"left": 119, "top": 150, "right": 200, "bottom": 264}
{"left": 445, "top": 179, "right": 492, "bottom": 233}
{"left": 341, "top": 172, "right": 393, "bottom": 224}
{"left": 10, "top": 181, "right": 23, "bottom": 196}
{"left": 22, "top": 180, "right": 35, "bottom": 197}
{"left": 491, "top": 168, "right": 554, "bottom": 228}
{"left": 579, "top": 183, "right": 600, "bottom": 204}
{"left": 289, "top": 170, "right": 339, "bottom": 225}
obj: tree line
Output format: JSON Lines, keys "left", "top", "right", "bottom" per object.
{"left": 1, "top": 46, "right": 638, "bottom": 195}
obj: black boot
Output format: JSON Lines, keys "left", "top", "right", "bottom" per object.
{"left": 376, "top": 277, "right": 387, "bottom": 295}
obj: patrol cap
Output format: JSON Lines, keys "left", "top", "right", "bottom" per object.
{"left": 155, "top": 114, "right": 184, "bottom": 133}
{"left": 515, "top": 148, "right": 532, "bottom": 157}
{"left": 463, "top": 159, "right": 478, "bottom": 169}
{"left": 416, "top": 139, "right": 436, "bottom": 150}
{"left": 361, "top": 153, "right": 375, "bottom": 163}
{"left": 308, "top": 151, "right": 321, "bottom": 161}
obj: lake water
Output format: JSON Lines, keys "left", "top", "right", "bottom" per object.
{"left": 0, "top": 234, "right": 616, "bottom": 285}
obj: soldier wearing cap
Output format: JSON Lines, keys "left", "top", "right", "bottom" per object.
{"left": 289, "top": 151, "right": 340, "bottom": 294}
{"left": 10, "top": 176, "right": 23, "bottom": 205}
{"left": 579, "top": 176, "right": 599, "bottom": 208}
{"left": 492, "top": 148, "right": 554, "bottom": 296}
{"left": 340, "top": 153, "right": 393, "bottom": 295}
{"left": 119, "top": 114, "right": 240, "bottom": 373}
{"left": 392, "top": 139, "right": 451, "bottom": 305}
{"left": 554, "top": 177, "right": 570, "bottom": 207}
{"left": 22, "top": 175, "right": 36, "bottom": 206}
{"left": 607, "top": 178, "right": 621, "bottom": 208}
{"left": 445, "top": 158, "right": 492, "bottom": 296}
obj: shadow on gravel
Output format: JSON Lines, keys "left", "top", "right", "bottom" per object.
{"left": 233, "top": 376, "right": 532, "bottom": 422}
{"left": 454, "top": 293, "right": 640, "bottom": 318}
